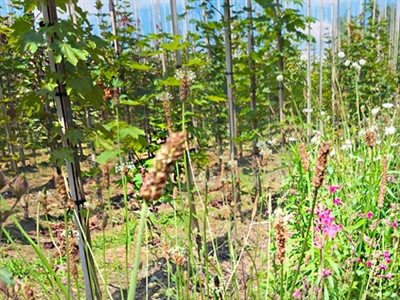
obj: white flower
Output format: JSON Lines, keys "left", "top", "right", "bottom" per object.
{"left": 376, "top": 139, "right": 382, "bottom": 145}
{"left": 330, "top": 148, "right": 336, "bottom": 157}
{"left": 356, "top": 157, "right": 364, "bottom": 163}
{"left": 320, "top": 111, "right": 326, "bottom": 116}
{"left": 359, "top": 59, "right": 366, "bottom": 66}
{"left": 390, "top": 143, "right": 399, "bottom": 147}
{"left": 371, "top": 107, "right": 380, "bottom": 116}
{"left": 300, "top": 54, "right": 308, "bottom": 61}
{"left": 311, "top": 131, "right": 321, "bottom": 145}
{"left": 175, "top": 68, "right": 196, "bottom": 82}
{"left": 384, "top": 126, "right": 396, "bottom": 135}
{"left": 338, "top": 51, "right": 345, "bottom": 58}
{"left": 302, "top": 108, "right": 313, "bottom": 113}
{"left": 382, "top": 103, "right": 394, "bottom": 109}
{"left": 276, "top": 74, "right": 284, "bottom": 82}
{"left": 344, "top": 60, "right": 351, "bottom": 67}
{"left": 341, "top": 139, "right": 352, "bottom": 151}
{"left": 387, "top": 154, "right": 394, "bottom": 160}
{"left": 352, "top": 62, "right": 361, "bottom": 71}
{"left": 156, "top": 92, "right": 172, "bottom": 102}
{"left": 288, "top": 137, "right": 297, "bottom": 142}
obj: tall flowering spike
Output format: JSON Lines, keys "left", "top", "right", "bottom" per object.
{"left": 298, "top": 143, "right": 310, "bottom": 172}
{"left": 312, "top": 142, "right": 332, "bottom": 189}
{"left": 180, "top": 75, "right": 189, "bottom": 102}
{"left": 101, "top": 164, "right": 110, "bottom": 190}
{"left": 274, "top": 216, "right": 288, "bottom": 265}
{"left": 140, "top": 132, "right": 187, "bottom": 202}
{"left": 8, "top": 173, "right": 29, "bottom": 201}
{"left": 161, "top": 93, "right": 173, "bottom": 134}
{"left": 0, "top": 170, "right": 8, "bottom": 191}
{"left": 378, "top": 155, "right": 388, "bottom": 209}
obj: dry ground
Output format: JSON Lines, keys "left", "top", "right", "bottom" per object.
{"left": 0, "top": 149, "right": 287, "bottom": 299}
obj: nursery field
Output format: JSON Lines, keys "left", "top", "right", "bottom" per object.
{"left": 0, "top": 0, "right": 400, "bottom": 299}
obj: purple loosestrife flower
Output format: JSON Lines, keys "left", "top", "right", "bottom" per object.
{"left": 367, "top": 211, "right": 373, "bottom": 219}
{"left": 392, "top": 221, "right": 398, "bottom": 229}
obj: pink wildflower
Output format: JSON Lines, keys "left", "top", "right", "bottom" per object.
{"left": 324, "top": 223, "right": 340, "bottom": 238}
{"left": 329, "top": 185, "right": 340, "bottom": 193}
{"left": 333, "top": 197, "right": 342, "bottom": 205}
{"left": 292, "top": 289, "right": 302, "bottom": 299}
{"left": 380, "top": 264, "right": 388, "bottom": 271}
{"left": 383, "top": 250, "right": 390, "bottom": 260}
{"left": 322, "top": 268, "right": 332, "bottom": 278}
{"left": 387, "top": 272, "right": 392, "bottom": 280}
{"left": 367, "top": 211, "right": 373, "bottom": 219}
{"left": 365, "top": 260, "right": 373, "bottom": 267}
{"left": 392, "top": 221, "right": 398, "bottom": 229}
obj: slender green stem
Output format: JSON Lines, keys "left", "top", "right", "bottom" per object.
{"left": 290, "top": 188, "right": 320, "bottom": 294}
{"left": 280, "top": 265, "right": 284, "bottom": 300}
{"left": 128, "top": 201, "right": 148, "bottom": 299}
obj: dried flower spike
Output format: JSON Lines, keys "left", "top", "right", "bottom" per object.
{"left": 378, "top": 155, "right": 388, "bottom": 209}
{"left": 365, "top": 130, "right": 376, "bottom": 148}
{"left": 161, "top": 92, "right": 173, "bottom": 134}
{"left": 274, "top": 216, "right": 288, "bottom": 265}
{"left": 298, "top": 143, "right": 310, "bottom": 172}
{"left": 312, "top": 141, "right": 332, "bottom": 189}
{"left": 180, "top": 75, "right": 189, "bottom": 102}
{"left": 140, "top": 132, "right": 187, "bottom": 202}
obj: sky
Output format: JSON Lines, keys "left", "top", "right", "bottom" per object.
{"left": 0, "top": 0, "right": 399, "bottom": 47}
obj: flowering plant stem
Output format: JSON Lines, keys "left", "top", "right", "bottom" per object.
{"left": 128, "top": 200, "right": 148, "bottom": 299}
{"left": 290, "top": 188, "right": 320, "bottom": 295}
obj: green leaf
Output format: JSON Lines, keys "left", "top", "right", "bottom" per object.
{"left": 50, "top": 148, "right": 75, "bottom": 166}
{"left": 161, "top": 40, "right": 185, "bottom": 51}
{"left": 96, "top": 149, "right": 121, "bottom": 164}
{"left": 60, "top": 42, "right": 88, "bottom": 66}
{"left": 129, "top": 62, "right": 151, "bottom": 70}
{"left": 64, "top": 128, "right": 84, "bottom": 145}
{"left": 0, "top": 268, "right": 14, "bottom": 286}
{"left": 119, "top": 126, "right": 145, "bottom": 139}
{"left": 206, "top": 95, "right": 226, "bottom": 103}
{"left": 327, "top": 258, "right": 340, "bottom": 276}
{"left": 156, "top": 77, "right": 181, "bottom": 86}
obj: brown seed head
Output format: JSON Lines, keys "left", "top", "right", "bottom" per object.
{"left": 101, "top": 165, "right": 110, "bottom": 189}
{"left": 274, "top": 216, "right": 288, "bottom": 265}
{"left": 140, "top": 132, "right": 187, "bottom": 202}
{"left": 312, "top": 141, "right": 332, "bottom": 189}
{"left": 55, "top": 175, "right": 70, "bottom": 208}
{"left": 298, "top": 143, "right": 310, "bottom": 172}
{"left": 180, "top": 75, "right": 189, "bottom": 102}
{"left": 365, "top": 130, "right": 376, "bottom": 148}
{"left": 161, "top": 93, "right": 173, "bottom": 134}
{"left": 378, "top": 155, "right": 388, "bottom": 209}
{"left": 113, "top": 87, "right": 119, "bottom": 106}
